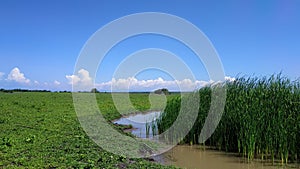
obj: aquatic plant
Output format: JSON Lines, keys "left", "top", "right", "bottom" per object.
{"left": 157, "top": 74, "right": 300, "bottom": 164}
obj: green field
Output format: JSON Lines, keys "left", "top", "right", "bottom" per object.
{"left": 0, "top": 92, "right": 178, "bottom": 168}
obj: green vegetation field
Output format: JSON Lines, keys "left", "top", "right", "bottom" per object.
{"left": 0, "top": 92, "right": 178, "bottom": 168}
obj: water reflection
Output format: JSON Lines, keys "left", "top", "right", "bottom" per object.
{"left": 113, "top": 111, "right": 161, "bottom": 138}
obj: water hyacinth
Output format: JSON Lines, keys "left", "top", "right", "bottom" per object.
{"left": 156, "top": 74, "right": 300, "bottom": 164}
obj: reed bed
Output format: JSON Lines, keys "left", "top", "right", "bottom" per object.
{"left": 156, "top": 74, "right": 300, "bottom": 164}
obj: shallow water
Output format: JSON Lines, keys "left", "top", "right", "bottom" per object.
{"left": 156, "top": 145, "right": 297, "bottom": 169}
{"left": 114, "top": 112, "right": 298, "bottom": 169}
{"left": 113, "top": 111, "right": 161, "bottom": 138}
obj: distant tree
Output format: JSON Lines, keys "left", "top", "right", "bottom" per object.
{"left": 154, "top": 88, "right": 169, "bottom": 95}
{"left": 161, "top": 88, "right": 169, "bottom": 95}
{"left": 91, "top": 88, "right": 100, "bottom": 93}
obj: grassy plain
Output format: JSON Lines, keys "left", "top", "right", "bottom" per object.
{"left": 0, "top": 92, "right": 178, "bottom": 168}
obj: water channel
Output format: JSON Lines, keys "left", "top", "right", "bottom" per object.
{"left": 114, "top": 112, "right": 298, "bottom": 169}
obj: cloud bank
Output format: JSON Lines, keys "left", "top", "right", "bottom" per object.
{"left": 96, "top": 77, "right": 212, "bottom": 91}
{"left": 66, "top": 69, "right": 236, "bottom": 92}
{"left": 1, "top": 68, "right": 235, "bottom": 91}
{"left": 1, "top": 67, "right": 64, "bottom": 90}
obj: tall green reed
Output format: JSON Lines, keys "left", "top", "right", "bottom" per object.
{"left": 156, "top": 74, "right": 300, "bottom": 163}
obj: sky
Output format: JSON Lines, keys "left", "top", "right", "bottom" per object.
{"left": 0, "top": 0, "right": 299, "bottom": 91}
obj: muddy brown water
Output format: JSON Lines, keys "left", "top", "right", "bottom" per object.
{"left": 155, "top": 145, "right": 298, "bottom": 169}
{"left": 114, "top": 112, "right": 299, "bottom": 169}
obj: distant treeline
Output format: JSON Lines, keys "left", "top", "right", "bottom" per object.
{"left": 0, "top": 89, "right": 52, "bottom": 93}
{"left": 0, "top": 88, "right": 183, "bottom": 94}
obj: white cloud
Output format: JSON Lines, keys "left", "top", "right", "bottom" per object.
{"left": 54, "top": 80, "right": 61, "bottom": 85}
{"left": 7, "top": 67, "right": 30, "bottom": 84}
{"left": 66, "top": 69, "right": 93, "bottom": 90}
{"left": 34, "top": 80, "right": 39, "bottom": 85}
{"left": 225, "top": 76, "right": 236, "bottom": 82}
{"left": 66, "top": 75, "right": 80, "bottom": 85}
{"left": 97, "top": 76, "right": 237, "bottom": 92}
{"left": 0, "top": 72, "right": 4, "bottom": 80}
{"left": 96, "top": 77, "right": 214, "bottom": 92}
{"left": 65, "top": 69, "right": 236, "bottom": 92}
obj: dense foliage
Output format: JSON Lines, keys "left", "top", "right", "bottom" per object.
{"left": 157, "top": 74, "right": 300, "bottom": 164}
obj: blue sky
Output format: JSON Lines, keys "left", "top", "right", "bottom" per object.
{"left": 0, "top": 0, "right": 299, "bottom": 91}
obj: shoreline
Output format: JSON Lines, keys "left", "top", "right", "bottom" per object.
{"left": 112, "top": 112, "right": 299, "bottom": 168}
